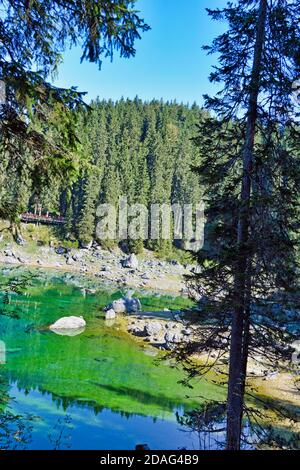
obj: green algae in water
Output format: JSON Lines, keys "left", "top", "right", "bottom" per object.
{"left": 0, "top": 268, "right": 224, "bottom": 449}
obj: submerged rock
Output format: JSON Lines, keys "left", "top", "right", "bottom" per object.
{"left": 105, "top": 319, "right": 115, "bottom": 328}
{"left": 49, "top": 316, "right": 86, "bottom": 331}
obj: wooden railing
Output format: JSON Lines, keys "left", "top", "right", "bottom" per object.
{"left": 20, "top": 212, "right": 66, "bottom": 225}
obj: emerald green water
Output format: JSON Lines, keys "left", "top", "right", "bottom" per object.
{"left": 0, "top": 267, "right": 224, "bottom": 450}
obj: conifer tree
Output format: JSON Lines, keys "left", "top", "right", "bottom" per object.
{"left": 0, "top": 0, "right": 149, "bottom": 227}
{"left": 179, "top": 0, "right": 300, "bottom": 450}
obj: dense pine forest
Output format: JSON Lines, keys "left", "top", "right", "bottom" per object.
{"left": 0, "top": 98, "right": 204, "bottom": 254}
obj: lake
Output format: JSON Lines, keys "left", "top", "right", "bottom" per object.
{"left": 0, "top": 267, "right": 225, "bottom": 450}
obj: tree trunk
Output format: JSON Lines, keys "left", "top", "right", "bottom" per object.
{"left": 226, "top": 0, "right": 267, "bottom": 451}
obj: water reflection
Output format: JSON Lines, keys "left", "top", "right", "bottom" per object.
{"left": 50, "top": 327, "right": 86, "bottom": 337}
{"left": 0, "top": 270, "right": 225, "bottom": 449}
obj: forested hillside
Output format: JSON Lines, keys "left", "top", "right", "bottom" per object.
{"left": 1, "top": 98, "right": 205, "bottom": 254}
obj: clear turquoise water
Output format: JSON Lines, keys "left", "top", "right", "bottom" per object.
{"left": 0, "top": 268, "right": 225, "bottom": 450}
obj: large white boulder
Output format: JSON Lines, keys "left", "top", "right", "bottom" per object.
{"left": 49, "top": 316, "right": 86, "bottom": 331}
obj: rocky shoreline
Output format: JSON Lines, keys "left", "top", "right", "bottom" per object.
{"left": 0, "top": 243, "right": 195, "bottom": 295}
{"left": 127, "top": 315, "right": 195, "bottom": 350}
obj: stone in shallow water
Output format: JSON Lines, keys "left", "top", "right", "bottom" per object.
{"left": 105, "top": 309, "right": 116, "bottom": 320}
{"left": 49, "top": 316, "right": 86, "bottom": 331}
{"left": 108, "top": 297, "right": 141, "bottom": 314}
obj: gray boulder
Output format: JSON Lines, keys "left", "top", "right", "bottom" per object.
{"left": 55, "top": 246, "right": 68, "bottom": 255}
{"left": 80, "top": 240, "right": 93, "bottom": 250}
{"left": 128, "top": 322, "right": 146, "bottom": 335}
{"left": 128, "top": 322, "right": 146, "bottom": 336}
{"left": 182, "top": 328, "right": 192, "bottom": 336}
{"left": 122, "top": 254, "right": 139, "bottom": 269}
{"left": 101, "top": 265, "right": 110, "bottom": 272}
{"left": 166, "top": 322, "right": 178, "bottom": 329}
{"left": 192, "top": 265, "right": 202, "bottom": 274}
{"left": 4, "top": 256, "right": 18, "bottom": 265}
{"left": 72, "top": 251, "right": 84, "bottom": 262}
{"left": 16, "top": 235, "right": 26, "bottom": 246}
{"left": 170, "top": 259, "right": 181, "bottom": 266}
{"left": 4, "top": 249, "right": 15, "bottom": 257}
{"left": 141, "top": 273, "right": 151, "bottom": 280}
{"left": 108, "top": 297, "right": 142, "bottom": 314}
{"left": 125, "top": 297, "right": 142, "bottom": 313}
{"left": 165, "top": 330, "right": 183, "bottom": 344}
{"left": 145, "top": 321, "right": 163, "bottom": 337}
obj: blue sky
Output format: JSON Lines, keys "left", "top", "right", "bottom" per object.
{"left": 54, "top": 0, "right": 228, "bottom": 105}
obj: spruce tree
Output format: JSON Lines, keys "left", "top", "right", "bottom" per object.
{"left": 0, "top": 0, "right": 149, "bottom": 227}
{"left": 176, "top": 0, "right": 300, "bottom": 450}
